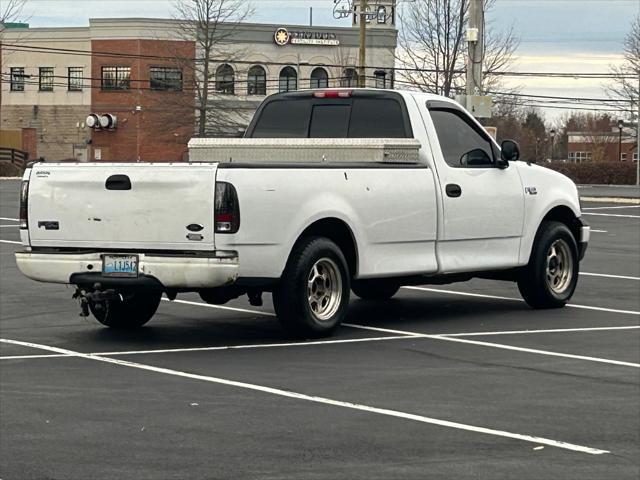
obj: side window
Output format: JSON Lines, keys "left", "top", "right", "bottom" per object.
{"left": 429, "top": 109, "right": 494, "bottom": 168}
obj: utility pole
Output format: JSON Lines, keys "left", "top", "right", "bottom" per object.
{"left": 358, "top": 0, "right": 367, "bottom": 87}
{"left": 637, "top": 74, "right": 639, "bottom": 186}
{"left": 466, "top": 0, "right": 484, "bottom": 102}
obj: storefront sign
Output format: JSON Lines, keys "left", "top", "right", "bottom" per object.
{"left": 274, "top": 27, "right": 339, "bottom": 46}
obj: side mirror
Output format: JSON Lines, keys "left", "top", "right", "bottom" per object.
{"left": 501, "top": 140, "right": 520, "bottom": 161}
{"left": 460, "top": 148, "right": 492, "bottom": 167}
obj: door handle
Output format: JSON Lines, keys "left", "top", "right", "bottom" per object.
{"left": 105, "top": 174, "right": 131, "bottom": 191}
{"left": 445, "top": 183, "right": 462, "bottom": 198}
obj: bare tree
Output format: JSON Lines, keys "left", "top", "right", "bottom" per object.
{"left": 0, "top": 0, "right": 27, "bottom": 32}
{"left": 396, "top": 0, "right": 519, "bottom": 98}
{"left": 171, "top": 0, "right": 253, "bottom": 137}
{"left": 607, "top": 15, "right": 639, "bottom": 116}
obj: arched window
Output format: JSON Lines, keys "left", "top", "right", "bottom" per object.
{"left": 247, "top": 65, "right": 266, "bottom": 95}
{"left": 310, "top": 67, "right": 329, "bottom": 89}
{"left": 215, "top": 64, "right": 234, "bottom": 94}
{"left": 279, "top": 66, "right": 297, "bottom": 93}
{"left": 341, "top": 68, "right": 358, "bottom": 87}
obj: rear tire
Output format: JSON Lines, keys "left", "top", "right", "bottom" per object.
{"left": 517, "top": 221, "right": 579, "bottom": 309}
{"left": 273, "top": 237, "right": 350, "bottom": 338}
{"left": 352, "top": 279, "right": 400, "bottom": 300}
{"left": 90, "top": 291, "right": 161, "bottom": 328}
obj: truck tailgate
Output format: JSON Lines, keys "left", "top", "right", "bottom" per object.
{"left": 27, "top": 163, "right": 217, "bottom": 251}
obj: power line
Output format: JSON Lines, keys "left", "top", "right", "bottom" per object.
{"left": 2, "top": 43, "right": 635, "bottom": 79}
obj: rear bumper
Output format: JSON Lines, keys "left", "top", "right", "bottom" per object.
{"left": 15, "top": 251, "right": 238, "bottom": 289}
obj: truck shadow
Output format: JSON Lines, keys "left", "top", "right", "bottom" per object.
{"left": 85, "top": 295, "right": 536, "bottom": 351}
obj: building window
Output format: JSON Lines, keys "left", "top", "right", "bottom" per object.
{"left": 101, "top": 66, "right": 131, "bottom": 90}
{"left": 215, "top": 64, "right": 235, "bottom": 94}
{"left": 39, "top": 67, "right": 54, "bottom": 91}
{"left": 68, "top": 67, "right": 83, "bottom": 91}
{"left": 150, "top": 67, "right": 182, "bottom": 91}
{"left": 374, "top": 70, "right": 387, "bottom": 88}
{"left": 279, "top": 66, "right": 297, "bottom": 93}
{"left": 634, "top": 152, "right": 638, "bottom": 162}
{"left": 310, "top": 67, "right": 328, "bottom": 89}
{"left": 10, "top": 67, "right": 25, "bottom": 91}
{"left": 341, "top": 68, "right": 358, "bottom": 87}
{"left": 377, "top": 5, "right": 387, "bottom": 23}
{"left": 568, "top": 151, "right": 591, "bottom": 163}
{"left": 621, "top": 153, "right": 627, "bottom": 161}
{"left": 247, "top": 65, "right": 266, "bottom": 95}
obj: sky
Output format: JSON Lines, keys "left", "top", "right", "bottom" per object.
{"left": 10, "top": 0, "right": 640, "bottom": 122}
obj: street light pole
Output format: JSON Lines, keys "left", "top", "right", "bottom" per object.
{"left": 637, "top": 74, "right": 639, "bottom": 185}
{"left": 618, "top": 119, "right": 623, "bottom": 162}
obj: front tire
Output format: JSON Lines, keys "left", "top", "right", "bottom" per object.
{"left": 273, "top": 237, "right": 350, "bottom": 338}
{"left": 89, "top": 290, "right": 162, "bottom": 328}
{"left": 518, "top": 221, "right": 579, "bottom": 309}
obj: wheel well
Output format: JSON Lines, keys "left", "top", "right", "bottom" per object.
{"left": 298, "top": 218, "right": 358, "bottom": 277}
{"left": 541, "top": 206, "right": 581, "bottom": 244}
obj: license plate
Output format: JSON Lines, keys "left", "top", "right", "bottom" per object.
{"left": 102, "top": 254, "right": 139, "bottom": 277}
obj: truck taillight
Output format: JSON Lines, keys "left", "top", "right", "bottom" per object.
{"left": 19, "top": 180, "right": 29, "bottom": 229}
{"left": 313, "top": 90, "right": 352, "bottom": 98}
{"left": 214, "top": 182, "right": 240, "bottom": 234}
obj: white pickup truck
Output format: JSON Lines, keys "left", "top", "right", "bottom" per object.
{"left": 16, "top": 89, "right": 589, "bottom": 337}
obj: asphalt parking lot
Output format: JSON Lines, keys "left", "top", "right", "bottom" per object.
{"left": 1, "top": 178, "right": 638, "bottom": 479}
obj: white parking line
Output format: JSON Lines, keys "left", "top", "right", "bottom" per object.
{"left": 582, "top": 212, "right": 640, "bottom": 218}
{"left": 0, "top": 225, "right": 19, "bottom": 228}
{"left": 581, "top": 272, "right": 640, "bottom": 281}
{"left": 403, "top": 286, "right": 640, "bottom": 316}
{"left": 441, "top": 325, "right": 640, "bottom": 337}
{"left": 344, "top": 324, "right": 640, "bottom": 368}
{"left": 0, "top": 239, "right": 21, "bottom": 245}
{"left": 589, "top": 229, "right": 607, "bottom": 233}
{"left": 2, "top": 325, "right": 637, "bottom": 361}
{"left": 0, "top": 337, "right": 610, "bottom": 455}
{"left": 0, "top": 335, "right": 416, "bottom": 360}
{"left": 583, "top": 205, "right": 640, "bottom": 210}
{"left": 162, "top": 297, "right": 276, "bottom": 316}
{"left": 0, "top": 217, "right": 18, "bottom": 221}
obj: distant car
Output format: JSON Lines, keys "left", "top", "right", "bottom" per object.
{"left": 15, "top": 89, "right": 589, "bottom": 337}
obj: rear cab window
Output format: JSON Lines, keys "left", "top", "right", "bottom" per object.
{"left": 247, "top": 91, "right": 413, "bottom": 139}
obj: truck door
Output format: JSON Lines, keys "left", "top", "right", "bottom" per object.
{"left": 425, "top": 105, "right": 525, "bottom": 272}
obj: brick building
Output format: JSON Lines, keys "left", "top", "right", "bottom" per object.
{"left": 1, "top": 6, "right": 397, "bottom": 162}
{"left": 567, "top": 126, "right": 637, "bottom": 163}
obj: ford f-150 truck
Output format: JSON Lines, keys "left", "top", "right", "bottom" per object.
{"left": 15, "top": 89, "right": 589, "bottom": 337}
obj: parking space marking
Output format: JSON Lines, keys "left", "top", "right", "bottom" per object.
{"left": 0, "top": 217, "right": 18, "bottom": 221}
{"left": 583, "top": 205, "right": 640, "bottom": 211}
{"left": 2, "top": 325, "right": 638, "bottom": 362}
{"left": 0, "top": 225, "right": 19, "bottom": 228}
{"left": 403, "top": 286, "right": 640, "bottom": 316}
{"left": 0, "top": 239, "right": 21, "bottom": 245}
{"left": 589, "top": 229, "right": 607, "bottom": 233}
{"left": 344, "top": 324, "right": 640, "bottom": 368}
{"left": 163, "top": 298, "right": 277, "bottom": 316}
{"left": 441, "top": 325, "right": 640, "bottom": 337}
{"left": 581, "top": 272, "right": 640, "bottom": 281}
{"left": 0, "top": 335, "right": 418, "bottom": 360}
{"left": 0, "top": 337, "right": 611, "bottom": 455}
{"left": 582, "top": 212, "right": 640, "bottom": 218}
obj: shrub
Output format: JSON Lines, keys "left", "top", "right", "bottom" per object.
{"left": 543, "top": 161, "right": 637, "bottom": 185}
{"left": 0, "top": 163, "right": 24, "bottom": 177}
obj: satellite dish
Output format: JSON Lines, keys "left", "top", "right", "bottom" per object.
{"left": 85, "top": 114, "right": 99, "bottom": 128}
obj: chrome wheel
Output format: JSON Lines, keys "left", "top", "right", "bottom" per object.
{"left": 545, "top": 239, "right": 574, "bottom": 294}
{"left": 307, "top": 257, "right": 342, "bottom": 321}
